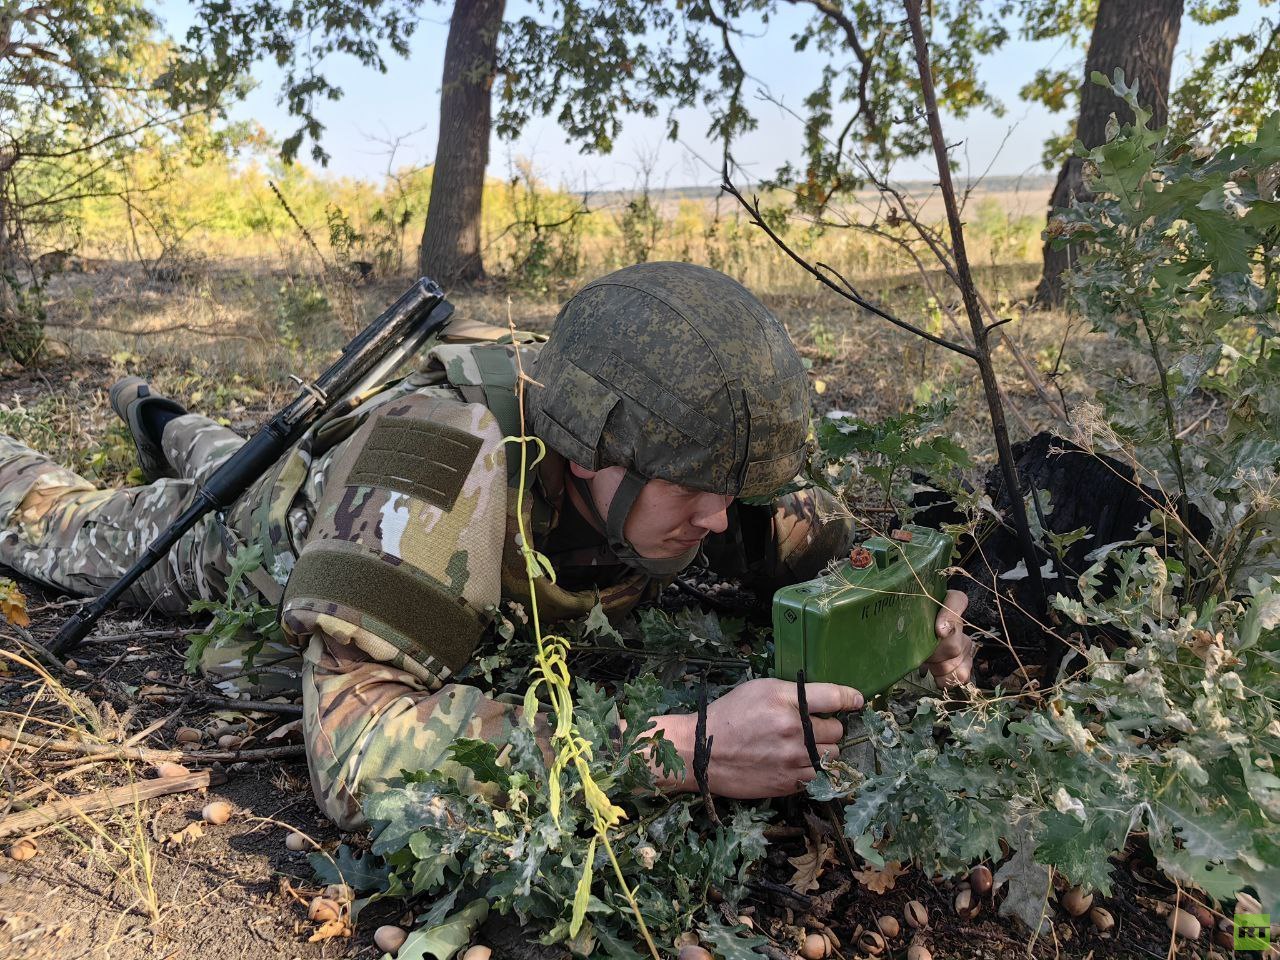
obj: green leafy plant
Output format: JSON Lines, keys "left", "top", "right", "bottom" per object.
{"left": 808, "top": 81, "right": 1280, "bottom": 927}
{"left": 186, "top": 544, "right": 285, "bottom": 674}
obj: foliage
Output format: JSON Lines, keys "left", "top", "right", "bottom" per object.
{"left": 186, "top": 544, "right": 286, "bottom": 674}
{"left": 1053, "top": 73, "right": 1280, "bottom": 607}
{"left": 811, "top": 400, "right": 973, "bottom": 511}
{"left": 808, "top": 86, "right": 1280, "bottom": 925}
{"left": 821, "top": 549, "right": 1279, "bottom": 922}
{"left": 499, "top": 163, "right": 587, "bottom": 296}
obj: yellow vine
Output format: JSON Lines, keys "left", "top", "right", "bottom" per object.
{"left": 502, "top": 339, "right": 661, "bottom": 960}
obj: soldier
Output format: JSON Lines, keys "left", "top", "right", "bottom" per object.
{"left": 0, "top": 262, "right": 974, "bottom": 829}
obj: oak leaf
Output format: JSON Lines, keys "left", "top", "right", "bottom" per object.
{"left": 0, "top": 578, "right": 30, "bottom": 628}
{"left": 852, "top": 859, "right": 907, "bottom": 894}
{"left": 787, "top": 835, "right": 835, "bottom": 894}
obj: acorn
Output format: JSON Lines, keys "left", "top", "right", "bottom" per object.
{"left": 324, "top": 883, "right": 353, "bottom": 905}
{"left": 907, "top": 944, "right": 933, "bottom": 960}
{"left": 201, "top": 801, "right": 232, "bottom": 825}
{"left": 954, "top": 887, "right": 981, "bottom": 919}
{"left": 969, "top": 864, "right": 993, "bottom": 897}
{"left": 153, "top": 761, "right": 189, "bottom": 778}
{"left": 217, "top": 734, "right": 242, "bottom": 751}
{"left": 374, "top": 925, "right": 407, "bottom": 953}
{"left": 736, "top": 914, "right": 753, "bottom": 931}
{"left": 1190, "top": 903, "right": 1214, "bottom": 930}
{"left": 174, "top": 726, "right": 203, "bottom": 744}
{"left": 1061, "top": 886, "right": 1093, "bottom": 917}
{"left": 677, "top": 947, "right": 713, "bottom": 960}
{"left": 461, "top": 947, "right": 492, "bottom": 960}
{"left": 857, "top": 929, "right": 886, "bottom": 955}
{"left": 285, "top": 831, "right": 309, "bottom": 851}
{"left": 7, "top": 838, "right": 37, "bottom": 861}
{"left": 800, "top": 933, "right": 828, "bottom": 960}
{"left": 1215, "top": 928, "right": 1235, "bottom": 950}
{"left": 1236, "top": 892, "right": 1263, "bottom": 914}
{"left": 876, "top": 914, "right": 900, "bottom": 939}
{"left": 308, "top": 896, "right": 341, "bottom": 923}
{"left": 905, "top": 900, "right": 929, "bottom": 929}
{"left": 1089, "top": 906, "right": 1115, "bottom": 933}
{"left": 1168, "top": 908, "right": 1202, "bottom": 940}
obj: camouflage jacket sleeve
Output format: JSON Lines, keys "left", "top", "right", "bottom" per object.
{"left": 297, "top": 628, "right": 550, "bottom": 830}
{"left": 279, "top": 391, "right": 551, "bottom": 829}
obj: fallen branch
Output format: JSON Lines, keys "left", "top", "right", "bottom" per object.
{"left": 0, "top": 725, "right": 306, "bottom": 765}
{"left": 0, "top": 769, "right": 224, "bottom": 839}
{"left": 146, "top": 692, "right": 303, "bottom": 717}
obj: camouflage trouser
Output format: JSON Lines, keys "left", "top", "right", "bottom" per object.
{"left": 0, "top": 415, "right": 301, "bottom": 694}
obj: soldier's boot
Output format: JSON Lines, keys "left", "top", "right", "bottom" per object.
{"left": 109, "top": 377, "right": 189, "bottom": 482}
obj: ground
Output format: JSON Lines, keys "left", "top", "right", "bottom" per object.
{"left": 0, "top": 262, "right": 1206, "bottom": 960}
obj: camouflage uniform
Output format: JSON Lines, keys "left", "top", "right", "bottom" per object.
{"left": 0, "top": 265, "right": 854, "bottom": 829}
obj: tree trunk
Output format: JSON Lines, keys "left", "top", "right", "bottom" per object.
{"left": 418, "top": 0, "right": 506, "bottom": 285}
{"left": 1035, "top": 0, "right": 1184, "bottom": 307}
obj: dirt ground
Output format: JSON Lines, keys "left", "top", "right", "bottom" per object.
{"left": 0, "top": 264, "right": 1198, "bottom": 960}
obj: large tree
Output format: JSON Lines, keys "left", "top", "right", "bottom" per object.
{"left": 1019, "top": 0, "right": 1280, "bottom": 305}
{"left": 417, "top": 0, "right": 504, "bottom": 282}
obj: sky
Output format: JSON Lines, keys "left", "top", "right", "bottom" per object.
{"left": 154, "top": 1, "right": 1267, "bottom": 192}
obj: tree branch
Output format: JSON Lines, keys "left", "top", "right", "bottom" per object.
{"left": 719, "top": 175, "right": 977, "bottom": 359}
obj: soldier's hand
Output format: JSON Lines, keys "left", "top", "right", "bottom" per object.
{"left": 924, "top": 589, "right": 975, "bottom": 688}
{"left": 655, "top": 678, "right": 863, "bottom": 799}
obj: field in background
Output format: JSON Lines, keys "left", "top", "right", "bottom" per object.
{"left": 0, "top": 160, "right": 1094, "bottom": 501}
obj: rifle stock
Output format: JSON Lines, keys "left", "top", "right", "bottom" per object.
{"left": 49, "top": 278, "right": 453, "bottom": 656}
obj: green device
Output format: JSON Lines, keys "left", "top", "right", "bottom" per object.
{"left": 772, "top": 524, "right": 955, "bottom": 698}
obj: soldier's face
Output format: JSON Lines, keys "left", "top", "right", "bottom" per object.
{"left": 569, "top": 463, "right": 733, "bottom": 559}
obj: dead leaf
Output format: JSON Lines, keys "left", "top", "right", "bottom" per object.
{"left": 265, "top": 719, "right": 302, "bottom": 742}
{"left": 852, "top": 859, "right": 907, "bottom": 894}
{"left": 308, "top": 918, "right": 351, "bottom": 942}
{"left": 787, "top": 835, "right": 835, "bottom": 894}
{"left": 166, "top": 822, "right": 204, "bottom": 847}
{"left": 0, "top": 578, "right": 30, "bottom": 628}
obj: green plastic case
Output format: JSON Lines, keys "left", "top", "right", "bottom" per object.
{"left": 772, "top": 523, "right": 955, "bottom": 698}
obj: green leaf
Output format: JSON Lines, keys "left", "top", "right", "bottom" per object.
{"left": 583, "top": 601, "right": 623, "bottom": 642}
{"left": 1034, "top": 811, "right": 1120, "bottom": 895}
{"left": 309, "top": 844, "right": 389, "bottom": 892}
{"left": 699, "top": 918, "right": 769, "bottom": 960}
{"left": 449, "top": 739, "right": 511, "bottom": 790}
{"left": 392, "top": 898, "right": 489, "bottom": 960}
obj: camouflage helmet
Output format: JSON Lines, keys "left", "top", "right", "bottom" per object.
{"left": 528, "top": 261, "right": 808, "bottom": 498}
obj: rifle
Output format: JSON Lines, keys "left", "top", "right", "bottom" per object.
{"left": 49, "top": 277, "right": 454, "bottom": 656}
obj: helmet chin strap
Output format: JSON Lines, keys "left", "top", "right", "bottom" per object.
{"left": 572, "top": 469, "right": 699, "bottom": 577}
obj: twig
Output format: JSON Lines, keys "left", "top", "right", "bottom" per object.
{"left": 81, "top": 627, "right": 205, "bottom": 645}
{"left": 0, "top": 725, "right": 305, "bottom": 765}
{"left": 0, "top": 769, "right": 224, "bottom": 839}
{"left": 903, "top": 0, "right": 1055, "bottom": 666}
{"left": 719, "top": 178, "right": 977, "bottom": 359}
{"left": 147, "top": 693, "right": 303, "bottom": 717}
{"left": 693, "top": 673, "right": 721, "bottom": 827}
{"left": 268, "top": 180, "right": 329, "bottom": 271}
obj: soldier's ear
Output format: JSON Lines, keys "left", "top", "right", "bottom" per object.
{"left": 567, "top": 461, "right": 599, "bottom": 480}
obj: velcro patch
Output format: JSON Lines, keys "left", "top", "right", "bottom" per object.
{"left": 349, "top": 416, "right": 482, "bottom": 511}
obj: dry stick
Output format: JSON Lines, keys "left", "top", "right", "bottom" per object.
{"left": 146, "top": 693, "right": 303, "bottom": 717}
{"left": 794, "top": 670, "right": 858, "bottom": 873}
{"left": 81, "top": 627, "right": 205, "bottom": 645}
{"left": 692, "top": 674, "right": 721, "bottom": 828}
{"left": 0, "top": 725, "right": 304, "bottom": 765}
{"left": 0, "top": 769, "right": 224, "bottom": 839}
{"left": 902, "top": 0, "right": 1057, "bottom": 668}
